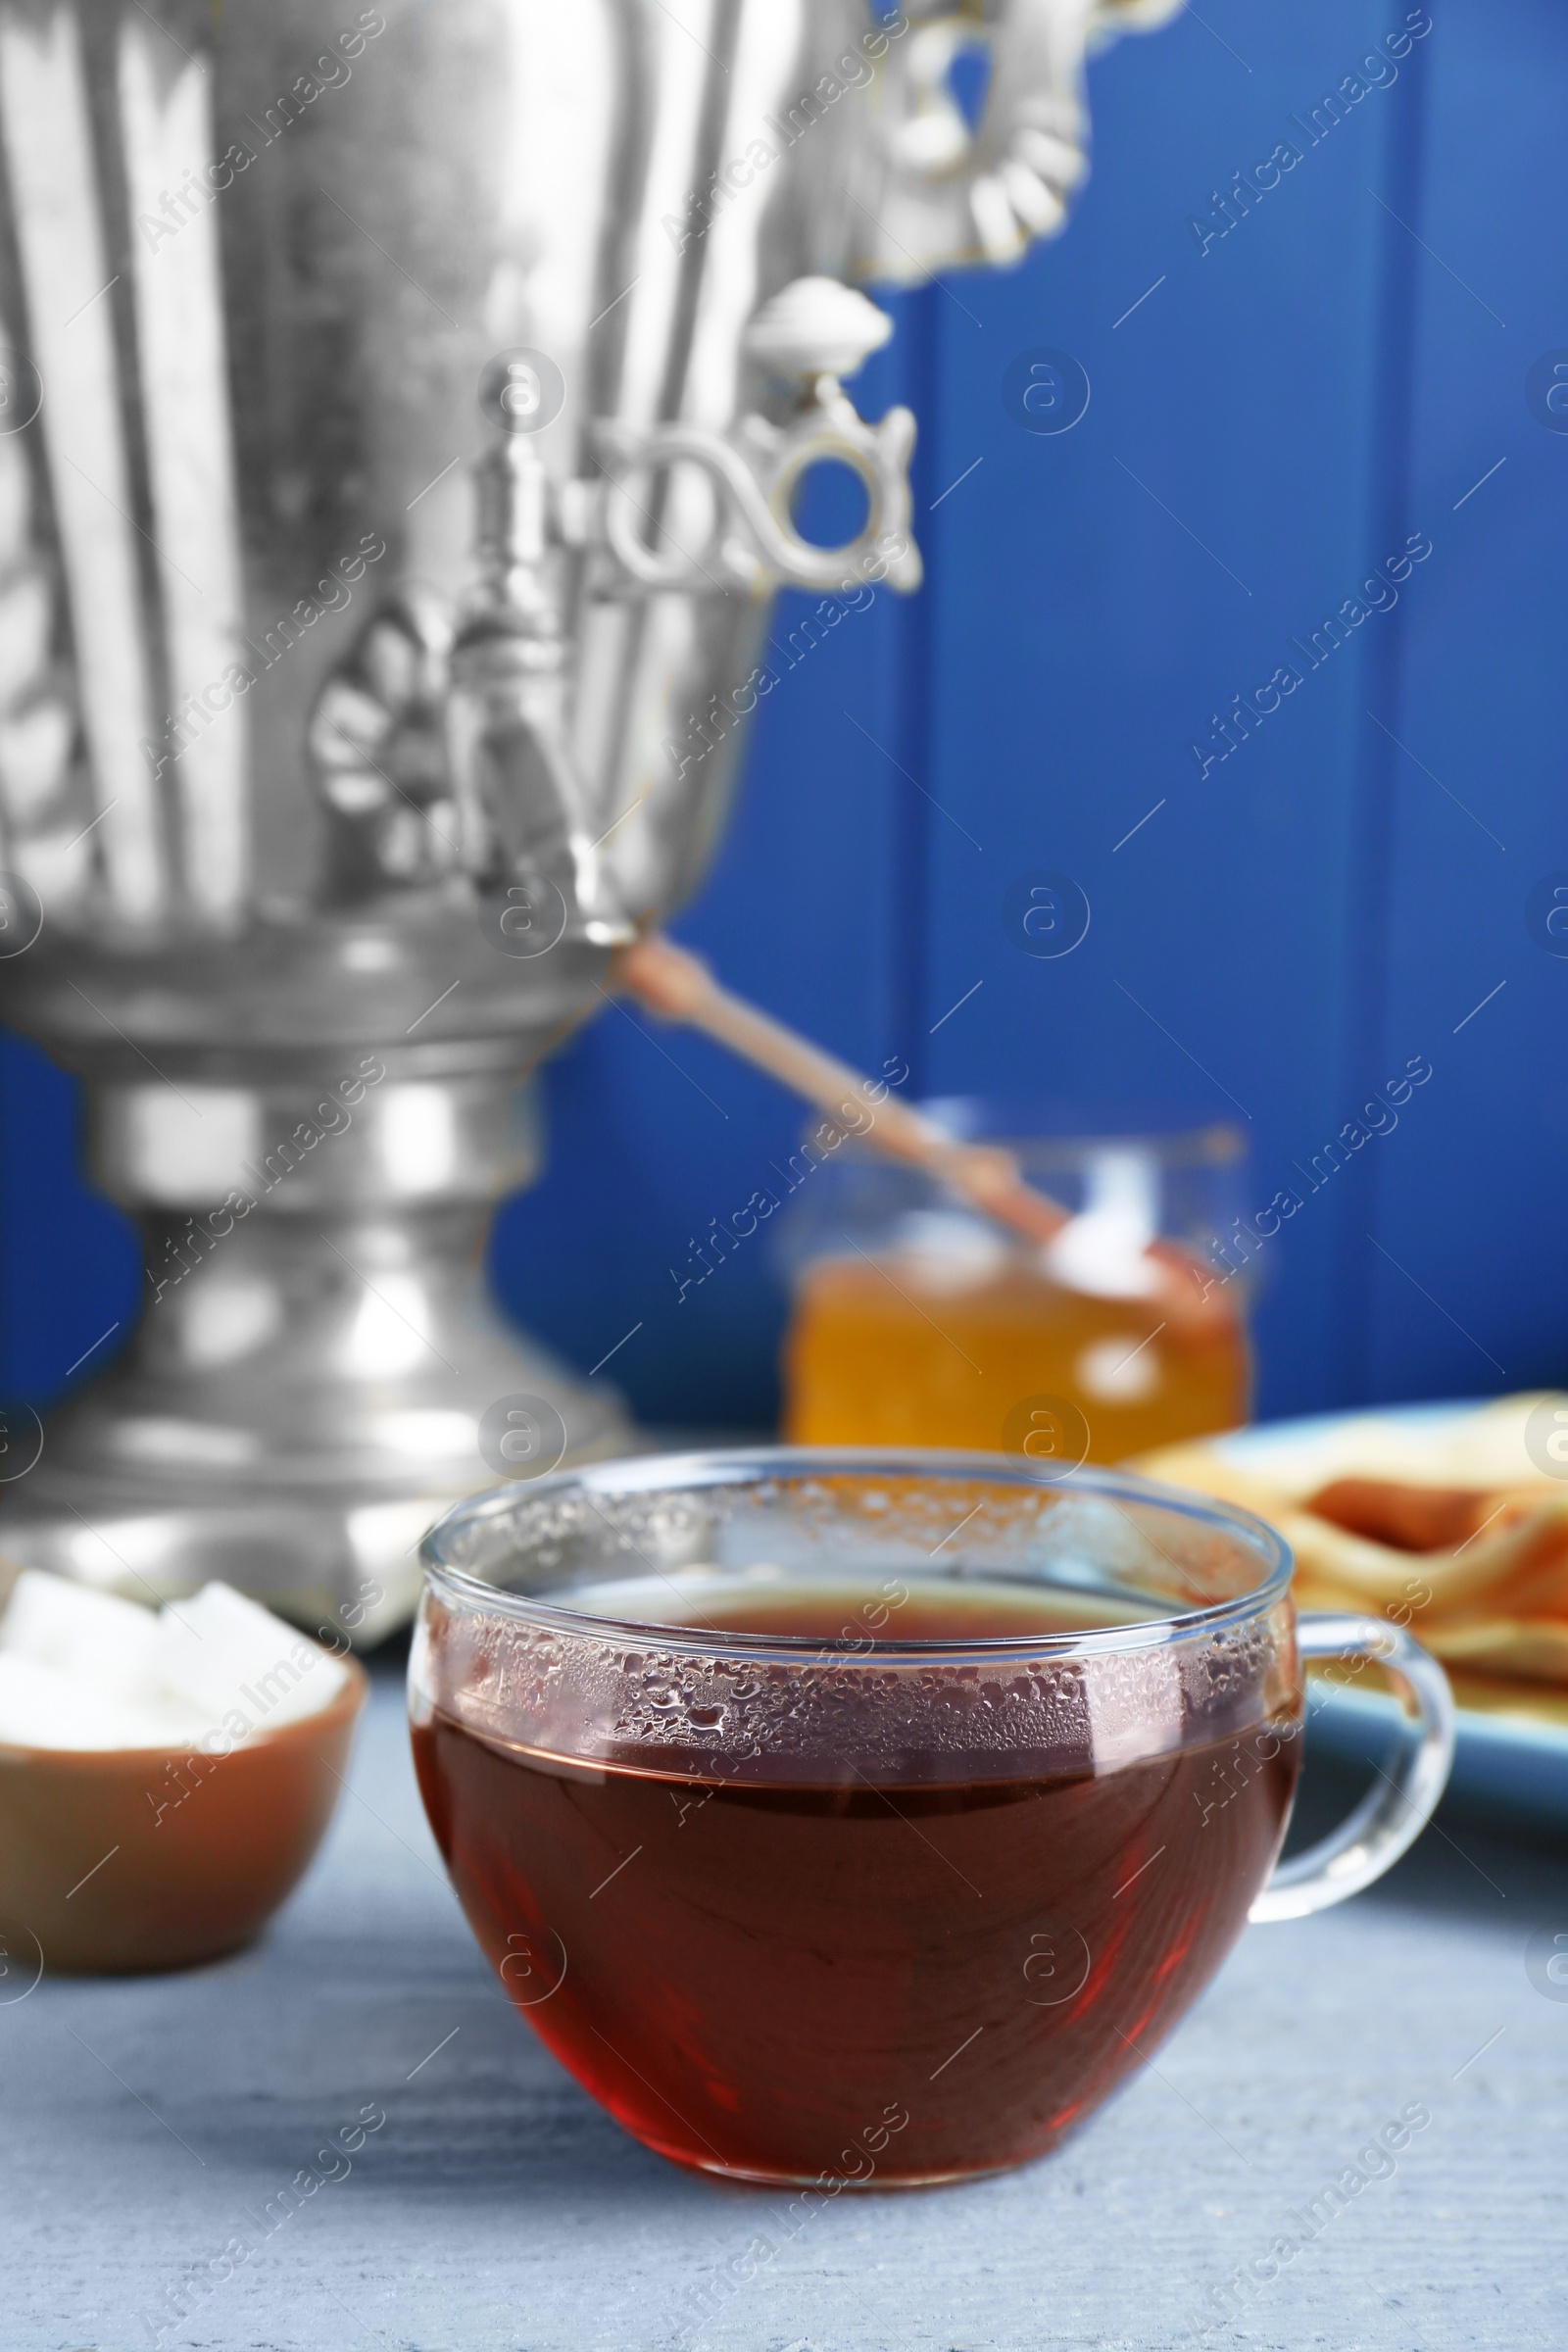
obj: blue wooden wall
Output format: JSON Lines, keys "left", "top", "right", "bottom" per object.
{"left": 4, "top": 0, "right": 1565, "bottom": 1434}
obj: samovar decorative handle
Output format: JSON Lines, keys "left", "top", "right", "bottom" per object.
{"left": 592, "top": 278, "right": 921, "bottom": 598}
{"left": 853, "top": 0, "right": 1186, "bottom": 279}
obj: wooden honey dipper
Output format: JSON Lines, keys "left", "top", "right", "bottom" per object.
{"left": 614, "top": 934, "right": 1231, "bottom": 1333}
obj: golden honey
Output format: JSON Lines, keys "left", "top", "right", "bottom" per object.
{"left": 782, "top": 1246, "right": 1250, "bottom": 1462}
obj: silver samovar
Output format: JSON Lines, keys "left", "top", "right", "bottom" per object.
{"left": 0, "top": 0, "right": 1178, "bottom": 1638}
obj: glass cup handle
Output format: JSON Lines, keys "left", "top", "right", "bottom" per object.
{"left": 1250, "top": 1611, "right": 1456, "bottom": 1925}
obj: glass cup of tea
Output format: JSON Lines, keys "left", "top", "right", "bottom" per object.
{"left": 412, "top": 1450, "right": 1452, "bottom": 2187}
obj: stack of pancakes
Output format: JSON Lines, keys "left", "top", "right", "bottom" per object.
{"left": 1134, "top": 1394, "right": 1568, "bottom": 1721}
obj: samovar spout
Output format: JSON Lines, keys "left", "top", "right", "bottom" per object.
{"left": 447, "top": 432, "right": 630, "bottom": 952}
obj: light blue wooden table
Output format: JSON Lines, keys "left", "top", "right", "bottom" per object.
{"left": 3, "top": 1655, "right": 1564, "bottom": 2352}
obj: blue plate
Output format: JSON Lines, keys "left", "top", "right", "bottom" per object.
{"left": 1214, "top": 1406, "right": 1568, "bottom": 1832}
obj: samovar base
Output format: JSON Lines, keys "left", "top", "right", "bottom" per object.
{"left": 0, "top": 1323, "right": 631, "bottom": 1646}
{"left": 0, "top": 906, "right": 637, "bottom": 1641}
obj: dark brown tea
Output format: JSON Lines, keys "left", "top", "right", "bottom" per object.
{"left": 413, "top": 1579, "right": 1298, "bottom": 2184}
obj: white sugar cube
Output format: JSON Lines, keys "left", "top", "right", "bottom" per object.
{"left": 0, "top": 1653, "right": 197, "bottom": 1751}
{"left": 1, "top": 1569, "right": 162, "bottom": 1700}
{"left": 152, "top": 1584, "right": 348, "bottom": 1735}
{"left": 0, "top": 1572, "right": 349, "bottom": 1749}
